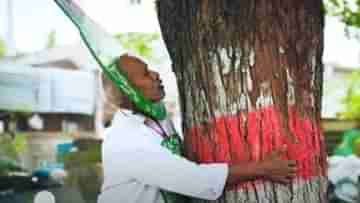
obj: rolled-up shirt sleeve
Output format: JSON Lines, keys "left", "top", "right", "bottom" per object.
{"left": 120, "top": 137, "right": 228, "bottom": 200}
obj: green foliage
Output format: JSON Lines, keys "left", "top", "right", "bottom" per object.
{"left": 325, "top": 1, "right": 360, "bottom": 118}
{"left": 0, "top": 37, "right": 6, "bottom": 58}
{"left": 0, "top": 158, "right": 22, "bottom": 176}
{"left": 0, "top": 133, "right": 26, "bottom": 159}
{"left": 0, "top": 133, "right": 27, "bottom": 175}
{"left": 13, "top": 133, "right": 27, "bottom": 154}
{"left": 339, "top": 70, "right": 360, "bottom": 118}
{"left": 46, "top": 29, "right": 57, "bottom": 49}
{"left": 0, "top": 135, "right": 18, "bottom": 159}
{"left": 63, "top": 145, "right": 101, "bottom": 166}
{"left": 63, "top": 142, "right": 102, "bottom": 203}
{"left": 114, "top": 32, "right": 160, "bottom": 62}
{"left": 326, "top": 0, "right": 360, "bottom": 36}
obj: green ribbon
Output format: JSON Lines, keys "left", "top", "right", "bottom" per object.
{"left": 160, "top": 135, "right": 189, "bottom": 203}
{"left": 53, "top": 0, "right": 167, "bottom": 120}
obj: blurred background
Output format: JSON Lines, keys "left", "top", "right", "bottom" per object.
{"left": 0, "top": 0, "right": 360, "bottom": 203}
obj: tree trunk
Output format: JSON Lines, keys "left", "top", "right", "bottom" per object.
{"left": 157, "top": 1, "right": 327, "bottom": 202}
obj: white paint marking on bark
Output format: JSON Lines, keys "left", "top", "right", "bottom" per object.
{"left": 229, "top": 102, "right": 239, "bottom": 115}
{"left": 249, "top": 48, "right": 256, "bottom": 67}
{"left": 311, "top": 55, "right": 317, "bottom": 72}
{"left": 239, "top": 93, "right": 248, "bottom": 111}
{"left": 311, "top": 55, "right": 317, "bottom": 89}
{"left": 219, "top": 48, "right": 232, "bottom": 75}
{"left": 200, "top": 89, "right": 212, "bottom": 118}
{"left": 286, "top": 69, "right": 295, "bottom": 105}
{"left": 234, "top": 48, "right": 242, "bottom": 72}
{"left": 214, "top": 66, "right": 228, "bottom": 117}
{"left": 256, "top": 95, "right": 274, "bottom": 108}
{"left": 256, "top": 81, "right": 274, "bottom": 108}
{"left": 247, "top": 70, "right": 253, "bottom": 92}
{"left": 183, "top": 62, "right": 200, "bottom": 126}
{"left": 279, "top": 46, "right": 285, "bottom": 54}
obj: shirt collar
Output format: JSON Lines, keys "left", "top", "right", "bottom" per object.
{"left": 113, "top": 108, "right": 146, "bottom": 124}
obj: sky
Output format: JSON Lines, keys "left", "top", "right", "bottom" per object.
{"left": 0, "top": 0, "right": 160, "bottom": 53}
{"left": 0, "top": 0, "right": 359, "bottom": 68}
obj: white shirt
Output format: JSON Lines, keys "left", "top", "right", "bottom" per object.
{"left": 98, "top": 109, "right": 228, "bottom": 203}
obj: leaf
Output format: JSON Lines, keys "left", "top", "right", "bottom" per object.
{"left": 339, "top": 68, "right": 360, "bottom": 119}
{"left": 46, "top": 29, "right": 57, "bottom": 49}
{"left": 0, "top": 37, "right": 5, "bottom": 58}
{"left": 13, "top": 134, "right": 26, "bottom": 153}
{"left": 113, "top": 32, "right": 160, "bottom": 62}
{"left": 326, "top": 0, "right": 360, "bottom": 33}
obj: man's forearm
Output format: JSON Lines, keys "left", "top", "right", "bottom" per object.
{"left": 227, "top": 162, "right": 264, "bottom": 185}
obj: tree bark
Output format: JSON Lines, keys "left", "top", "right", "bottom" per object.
{"left": 157, "top": 1, "right": 327, "bottom": 202}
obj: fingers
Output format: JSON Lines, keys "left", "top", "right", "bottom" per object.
{"left": 282, "top": 160, "right": 297, "bottom": 171}
{"left": 270, "top": 145, "right": 288, "bottom": 159}
{"left": 287, "top": 160, "right": 297, "bottom": 167}
{"left": 269, "top": 171, "right": 297, "bottom": 178}
{"left": 268, "top": 176, "right": 293, "bottom": 184}
{"left": 269, "top": 160, "right": 297, "bottom": 177}
{"left": 281, "top": 160, "right": 297, "bottom": 170}
{"left": 268, "top": 166, "right": 297, "bottom": 180}
{"left": 262, "top": 147, "right": 299, "bottom": 179}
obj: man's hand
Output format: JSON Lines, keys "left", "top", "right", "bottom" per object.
{"left": 227, "top": 146, "right": 297, "bottom": 185}
{"left": 259, "top": 146, "right": 297, "bottom": 184}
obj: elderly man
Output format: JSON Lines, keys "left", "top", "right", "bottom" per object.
{"left": 97, "top": 54, "right": 297, "bottom": 203}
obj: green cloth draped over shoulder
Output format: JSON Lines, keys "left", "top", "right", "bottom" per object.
{"left": 161, "top": 135, "right": 190, "bottom": 203}
{"left": 53, "top": 0, "right": 166, "bottom": 120}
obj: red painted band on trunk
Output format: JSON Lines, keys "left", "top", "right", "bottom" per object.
{"left": 187, "top": 105, "right": 327, "bottom": 189}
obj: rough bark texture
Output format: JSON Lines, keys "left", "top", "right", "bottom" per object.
{"left": 157, "top": 1, "right": 327, "bottom": 202}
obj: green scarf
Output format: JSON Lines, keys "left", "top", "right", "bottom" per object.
{"left": 160, "top": 135, "right": 190, "bottom": 203}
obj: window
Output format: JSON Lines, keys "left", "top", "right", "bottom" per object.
{"left": 130, "top": 0, "right": 141, "bottom": 5}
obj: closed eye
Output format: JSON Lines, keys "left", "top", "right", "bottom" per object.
{"left": 144, "top": 65, "right": 151, "bottom": 76}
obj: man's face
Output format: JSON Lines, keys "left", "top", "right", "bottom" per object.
{"left": 119, "top": 55, "right": 165, "bottom": 102}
